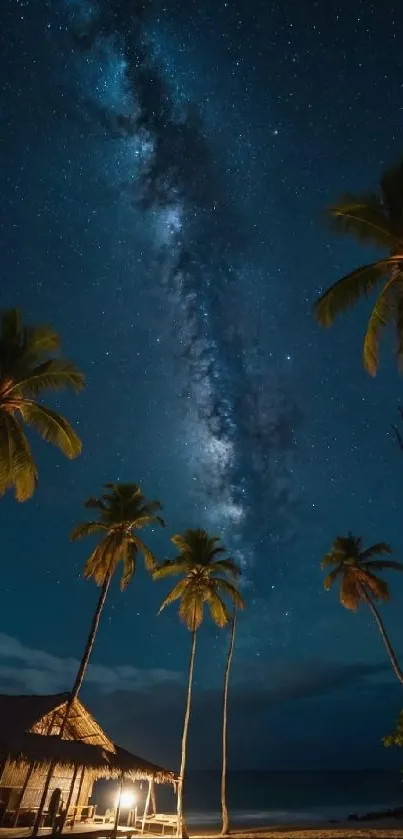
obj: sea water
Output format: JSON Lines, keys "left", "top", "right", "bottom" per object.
{"left": 180, "top": 770, "right": 403, "bottom": 827}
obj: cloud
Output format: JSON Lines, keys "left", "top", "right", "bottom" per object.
{"left": 229, "top": 658, "right": 392, "bottom": 707}
{"left": 0, "top": 632, "right": 389, "bottom": 703}
{"left": 0, "top": 633, "right": 182, "bottom": 695}
{"left": 0, "top": 634, "right": 396, "bottom": 769}
{"left": 89, "top": 659, "right": 397, "bottom": 770}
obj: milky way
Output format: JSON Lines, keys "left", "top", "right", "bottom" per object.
{"left": 66, "top": 0, "right": 300, "bottom": 572}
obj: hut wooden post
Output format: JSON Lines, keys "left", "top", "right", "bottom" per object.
{"left": 13, "top": 762, "right": 35, "bottom": 827}
{"left": 70, "top": 766, "right": 85, "bottom": 829}
{"left": 58, "top": 764, "right": 78, "bottom": 834}
{"left": 113, "top": 774, "right": 123, "bottom": 838}
{"left": 31, "top": 757, "right": 56, "bottom": 836}
{"left": 141, "top": 778, "right": 152, "bottom": 835}
{"left": 0, "top": 759, "right": 8, "bottom": 826}
{"left": 31, "top": 698, "right": 75, "bottom": 836}
{"left": 150, "top": 779, "right": 156, "bottom": 815}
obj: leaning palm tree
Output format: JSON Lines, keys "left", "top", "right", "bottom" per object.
{"left": 0, "top": 307, "right": 84, "bottom": 500}
{"left": 314, "top": 162, "right": 403, "bottom": 375}
{"left": 69, "top": 482, "right": 164, "bottom": 703}
{"left": 153, "top": 529, "right": 243, "bottom": 838}
{"left": 31, "top": 482, "right": 164, "bottom": 837}
{"left": 321, "top": 533, "right": 403, "bottom": 682}
{"left": 221, "top": 590, "right": 245, "bottom": 836}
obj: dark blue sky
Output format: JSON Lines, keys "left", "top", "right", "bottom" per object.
{"left": 1, "top": 0, "right": 403, "bottom": 771}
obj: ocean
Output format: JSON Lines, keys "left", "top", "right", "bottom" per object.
{"left": 161, "top": 770, "right": 403, "bottom": 827}
{"left": 95, "top": 769, "right": 403, "bottom": 827}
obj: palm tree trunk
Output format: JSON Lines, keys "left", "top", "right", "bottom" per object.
{"left": 31, "top": 571, "right": 112, "bottom": 837}
{"left": 68, "top": 569, "right": 113, "bottom": 707}
{"left": 361, "top": 586, "right": 403, "bottom": 683}
{"left": 177, "top": 629, "right": 197, "bottom": 838}
{"left": 221, "top": 608, "right": 236, "bottom": 835}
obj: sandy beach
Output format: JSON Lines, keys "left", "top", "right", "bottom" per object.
{"left": 189, "top": 827, "right": 403, "bottom": 839}
{"left": 2, "top": 823, "right": 403, "bottom": 839}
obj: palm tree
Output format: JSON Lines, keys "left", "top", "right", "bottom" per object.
{"left": 314, "top": 162, "right": 403, "bottom": 375}
{"left": 153, "top": 529, "right": 243, "bottom": 838}
{"left": 0, "top": 308, "right": 84, "bottom": 500}
{"left": 321, "top": 533, "right": 403, "bottom": 682}
{"left": 31, "top": 483, "right": 164, "bottom": 837}
{"left": 69, "top": 482, "right": 164, "bottom": 703}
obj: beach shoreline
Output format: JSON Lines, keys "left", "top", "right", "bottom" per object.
{"left": 3, "top": 821, "right": 403, "bottom": 838}
{"left": 188, "top": 823, "right": 403, "bottom": 838}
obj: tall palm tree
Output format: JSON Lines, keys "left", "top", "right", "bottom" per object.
{"left": 153, "top": 529, "right": 243, "bottom": 838}
{"left": 69, "top": 482, "right": 164, "bottom": 704}
{"left": 31, "top": 483, "right": 163, "bottom": 837}
{"left": 321, "top": 533, "right": 403, "bottom": 682}
{"left": 314, "top": 162, "right": 403, "bottom": 375}
{"left": 0, "top": 308, "right": 84, "bottom": 500}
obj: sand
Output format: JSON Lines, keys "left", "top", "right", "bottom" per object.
{"left": 189, "top": 825, "right": 403, "bottom": 839}
{"left": 3, "top": 823, "right": 403, "bottom": 838}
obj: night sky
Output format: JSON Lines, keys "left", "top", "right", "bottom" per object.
{"left": 2, "top": 0, "right": 403, "bottom": 773}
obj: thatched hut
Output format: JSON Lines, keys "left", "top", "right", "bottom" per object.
{"left": 0, "top": 692, "right": 176, "bottom": 829}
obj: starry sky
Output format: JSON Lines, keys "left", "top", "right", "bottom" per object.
{"left": 2, "top": 0, "right": 403, "bottom": 773}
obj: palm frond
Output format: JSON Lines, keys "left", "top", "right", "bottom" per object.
{"left": 21, "top": 401, "right": 82, "bottom": 459}
{"left": 137, "top": 499, "right": 164, "bottom": 516}
{"left": 179, "top": 590, "right": 203, "bottom": 630}
{"left": 363, "top": 279, "right": 396, "bottom": 375}
{"left": 84, "top": 497, "right": 107, "bottom": 510}
{"left": 360, "top": 542, "right": 392, "bottom": 560}
{"left": 130, "top": 533, "right": 156, "bottom": 573}
{"left": 321, "top": 552, "right": 339, "bottom": 569}
{"left": 120, "top": 541, "right": 136, "bottom": 591}
{"left": 213, "top": 577, "right": 245, "bottom": 609}
{"left": 158, "top": 579, "right": 188, "bottom": 612}
{"left": 208, "top": 545, "right": 227, "bottom": 559}
{"left": 211, "top": 557, "right": 240, "bottom": 578}
{"left": 340, "top": 571, "right": 360, "bottom": 611}
{"left": 323, "top": 565, "right": 342, "bottom": 591}
{"left": 363, "top": 560, "right": 403, "bottom": 572}
{"left": 22, "top": 325, "right": 61, "bottom": 361}
{"left": 314, "top": 257, "right": 403, "bottom": 327}
{"left": 171, "top": 533, "right": 192, "bottom": 553}
{"left": 83, "top": 533, "right": 118, "bottom": 585}
{"left": 361, "top": 570, "right": 390, "bottom": 602}
{"left": 70, "top": 522, "right": 108, "bottom": 541}
{"left": 12, "top": 359, "right": 85, "bottom": 396}
{"left": 133, "top": 514, "right": 165, "bottom": 529}
{"left": 153, "top": 558, "right": 192, "bottom": 579}
{"left": 335, "top": 533, "right": 361, "bottom": 554}
{"left": 0, "top": 414, "right": 37, "bottom": 501}
{"left": 327, "top": 194, "right": 396, "bottom": 248}
{"left": 205, "top": 590, "right": 229, "bottom": 627}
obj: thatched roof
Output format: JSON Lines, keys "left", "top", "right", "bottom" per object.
{"left": 113, "top": 745, "right": 177, "bottom": 784}
{"left": 0, "top": 733, "right": 176, "bottom": 784}
{"left": 0, "top": 733, "right": 114, "bottom": 775}
{"left": 0, "top": 692, "right": 114, "bottom": 751}
{"left": 0, "top": 694, "right": 177, "bottom": 785}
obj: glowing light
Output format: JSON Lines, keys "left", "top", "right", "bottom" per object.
{"left": 115, "top": 789, "right": 136, "bottom": 809}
